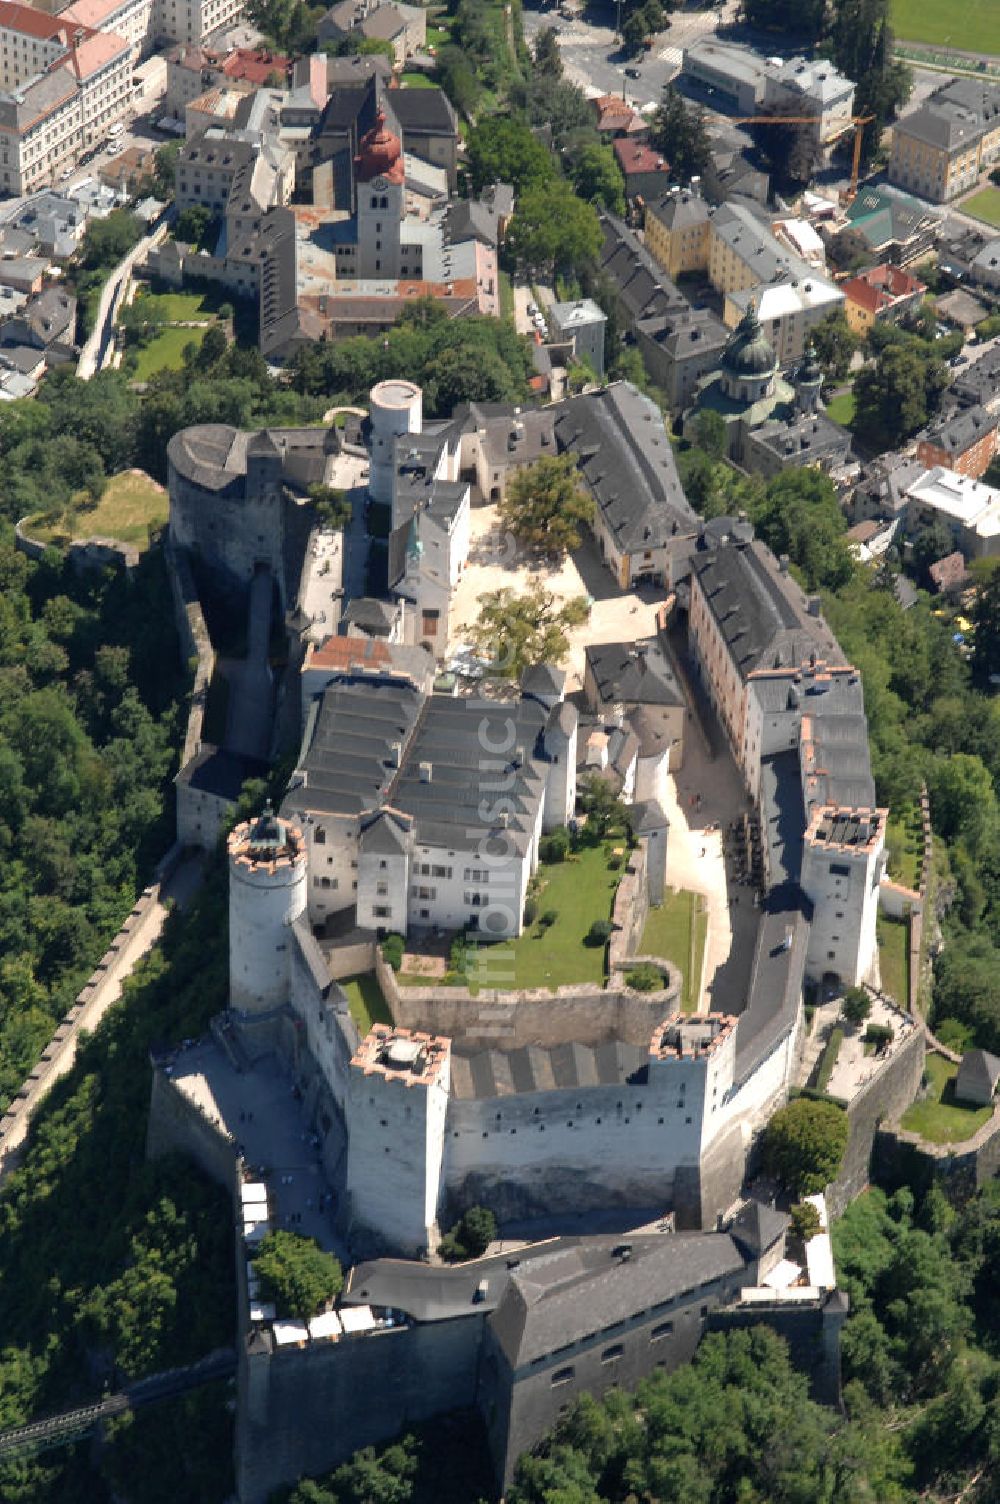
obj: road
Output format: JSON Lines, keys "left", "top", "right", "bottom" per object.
{"left": 76, "top": 213, "right": 170, "bottom": 379}
{"left": 522, "top": 0, "right": 734, "bottom": 111}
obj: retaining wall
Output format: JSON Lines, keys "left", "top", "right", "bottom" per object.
{"left": 874, "top": 1104, "right": 1000, "bottom": 1204}
{"left": 374, "top": 946, "right": 681, "bottom": 1049}
{"left": 826, "top": 1020, "right": 926, "bottom": 1219}
{"left": 165, "top": 532, "right": 216, "bottom": 775}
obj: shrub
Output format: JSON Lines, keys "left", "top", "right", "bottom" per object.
{"left": 253, "top": 1230, "right": 343, "bottom": 1320}
{"left": 790, "top": 1201, "right": 822, "bottom": 1243}
{"left": 586, "top": 919, "right": 614, "bottom": 947}
{"left": 842, "top": 987, "right": 871, "bottom": 1026}
{"left": 523, "top": 897, "right": 538, "bottom": 927}
{"left": 814, "top": 1027, "right": 844, "bottom": 1095}
{"left": 864, "top": 1023, "right": 893, "bottom": 1051}
{"left": 381, "top": 934, "right": 404, "bottom": 972}
{"left": 539, "top": 909, "right": 558, "bottom": 929}
{"left": 626, "top": 962, "right": 664, "bottom": 992}
{"left": 539, "top": 827, "right": 570, "bottom": 863}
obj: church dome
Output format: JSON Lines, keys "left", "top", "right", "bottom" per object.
{"left": 722, "top": 300, "right": 776, "bottom": 380}
{"left": 355, "top": 107, "right": 404, "bottom": 184}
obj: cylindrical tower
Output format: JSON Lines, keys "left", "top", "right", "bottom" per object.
{"left": 228, "top": 803, "right": 307, "bottom": 1014}
{"left": 368, "top": 379, "right": 422, "bottom": 510}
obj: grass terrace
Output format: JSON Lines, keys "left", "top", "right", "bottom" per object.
{"left": 901, "top": 1053, "right": 995, "bottom": 1143}
{"left": 877, "top": 914, "right": 911, "bottom": 1009}
{"left": 824, "top": 390, "right": 856, "bottom": 427}
{"left": 892, "top": 0, "right": 1000, "bottom": 52}
{"left": 25, "top": 469, "right": 168, "bottom": 548}
{"left": 886, "top": 803, "right": 923, "bottom": 891}
{"left": 341, "top": 974, "right": 393, "bottom": 1036}
{"left": 132, "top": 323, "right": 211, "bottom": 379}
{"left": 401, "top": 71, "right": 439, "bottom": 88}
{"left": 130, "top": 288, "right": 218, "bottom": 323}
{"left": 962, "top": 187, "right": 1000, "bottom": 231}
{"left": 640, "top": 888, "right": 708, "bottom": 1013}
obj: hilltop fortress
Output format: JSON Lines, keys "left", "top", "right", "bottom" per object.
{"left": 153, "top": 378, "right": 897, "bottom": 1500}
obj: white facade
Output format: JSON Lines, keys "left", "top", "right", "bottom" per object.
{"left": 369, "top": 379, "right": 422, "bottom": 508}
{"left": 800, "top": 809, "right": 885, "bottom": 986}
{"left": 345, "top": 1027, "right": 451, "bottom": 1252}
{"left": 228, "top": 811, "right": 308, "bottom": 1013}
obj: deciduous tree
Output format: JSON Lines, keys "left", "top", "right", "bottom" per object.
{"left": 498, "top": 453, "right": 594, "bottom": 555}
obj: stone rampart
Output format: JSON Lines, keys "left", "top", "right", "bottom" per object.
{"left": 374, "top": 945, "right": 681, "bottom": 1050}
{"left": 874, "top": 1104, "right": 1000, "bottom": 1204}
{"left": 146, "top": 1060, "right": 240, "bottom": 1189}
{"left": 165, "top": 532, "right": 216, "bottom": 775}
{"left": 0, "top": 845, "right": 182, "bottom": 1184}
{"left": 608, "top": 844, "right": 649, "bottom": 981}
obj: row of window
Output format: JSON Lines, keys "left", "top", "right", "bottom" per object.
{"left": 550, "top": 1325, "right": 676, "bottom": 1384}
{"left": 471, "top": 1112, "right": 695, "bottom": 1136}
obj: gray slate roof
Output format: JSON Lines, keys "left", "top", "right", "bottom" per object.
{"left": 449, "top": 1040, "right": 649, "bottom": 1100}
{"left": 489, "top": 1233, "right": 748, "bottom": 1368}
{"left": 554, "top": 382, "right": 696, "bottom": 554}
{"left": 955, "top": 1048, "right": 1000, "bottom": 1102}
{"left": 586, "top": 637, "right": 683, "bottom": 709}
{"left": 920, "top": 404, "right": 997, "bottom": 456}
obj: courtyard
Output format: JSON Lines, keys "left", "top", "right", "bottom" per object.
{"left": 449, "top": 501, "right": 663, "bottom": 690}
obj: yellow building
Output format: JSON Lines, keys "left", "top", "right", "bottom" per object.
{"left": 644, "top": 189, "right": 710, "bottom": 279}
{"left": 889, "top": 77, "right": 1000, "bottom": 203}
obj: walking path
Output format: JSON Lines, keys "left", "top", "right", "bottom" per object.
{"left": 0, "top": 852, "right": 203, "bottom": 1185}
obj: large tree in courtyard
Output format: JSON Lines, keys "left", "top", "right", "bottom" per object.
{"left": 762, "top": 1097, "right": 849, "bottom": 1195}
{"left": 469, "top": 583, "right": 589, "bottom": 678}
{"left": 499, "top": 453, "right": 594, "bottom": 556}
{"left": 651, "top": 86, "right": 711, "bottom": 184}
{"left": 253, "top": 1230, "right": 343, "bottom": 1320}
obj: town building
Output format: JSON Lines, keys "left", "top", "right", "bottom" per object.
{"left": 889, "top": 76, "right": 1000, "bottom": 203}
{"left": 612, "top": 137, "right": 671, "bottom": 201}
{"left": 827, "top": 185, "right": 939, "bottom": 271}
{"left": 916, "top": 405, "right": 999, "bottom": 479}
{"left": 0, "top": 1, "right": 132, "bottom": 194}
{"left": 681, "top": 38, "right": 854, "bottom": 143}
{"left": 316, "top": 0, "right": 425, "bottom": 67}
{"left": 644, "top": 188, "right": 711, "bottom": 278}
{"left": 841, "top": 262, "right": 927, "bottom": 336}
{"left": 902, "top": 465, "right": 1000, "bottom": 559}
{"left": 546, "top": 298, "right": 607, "bottom": 378}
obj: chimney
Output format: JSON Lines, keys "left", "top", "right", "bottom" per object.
{"left": 419, "top": 761, "right": 432, "bottom": 783}
{"left": 807, "top": 595, "right": 822, "bottom": 617}
{"left": 388, "top": 741, "right": 402, "bottom": 768}
{"left": 779, "top": 554, "right": 790, "bottom": 573}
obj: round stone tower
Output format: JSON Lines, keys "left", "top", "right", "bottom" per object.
{"left": 369, "top": 378, "right": 423, "bottom": 510}
{"left": 228, "top": 802, "right": 307, "bottom": 1014}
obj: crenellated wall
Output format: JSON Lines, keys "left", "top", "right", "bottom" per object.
{"left": 826, "top": 1021, "right": 926, "bottom": 1219}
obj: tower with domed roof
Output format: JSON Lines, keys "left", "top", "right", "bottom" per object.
{"left": 355, "top": 106, "right": 405, "bottom": 279}
{"left": 719, "top": 299, "right": 778, "bottom": 405}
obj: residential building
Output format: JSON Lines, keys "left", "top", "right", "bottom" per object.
{"left": 0, "top": 4, "right": 132, "bottom": 195}
{"left": 547, "top": 298, "right": 606, "bottom": 378}
{"left": 644, "top": 188, "right": 711, "bottom": 279}
{"left": 841, "top": 262, "right": 927, "bottom": 336}
{"left": 830, "top": 185, "right": 939, "bottom": 270}
{"left": 595, "top": 210, "right": 687, "bottom": 327}
{"left": 889, "top": 76, "right": 1000, "bottom": 203}
{"left": 903, "top": 465, "right": 1000, "bottom": 558}
{"left": 916, "top": 405, "right": 999, "bottom": 479}
{"left": 317, "top": 0, "right": 425, "bottom": 64}
{"left": 636, "top": 303, "right": 730, "bottom": 412}
{"left": 951, "top": 344, "right": 1000, "bottom": 412}
{"left": 583, "top": 637, "right": 686, "bottom": 773}
{"left": 681, "top": 38, "right": 769, "bottom": 114}
{"left": 724, "top": 275, "right": 843, "bottom": 367}
{"left": 613, "top": 137, "right": 671, "bottom": 201}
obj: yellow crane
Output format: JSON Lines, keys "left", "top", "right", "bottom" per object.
{"left": 731, "top": 113, "right": 876, "bottom": 205}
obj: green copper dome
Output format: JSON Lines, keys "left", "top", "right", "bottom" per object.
{"left": 722, "top": 300, "right": 776, "bottom": 380}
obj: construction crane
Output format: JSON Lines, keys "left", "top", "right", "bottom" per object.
{"left": 730, "top": 114, "right": 876, "bottom": 205}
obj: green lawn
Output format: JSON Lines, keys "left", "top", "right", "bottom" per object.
{"left": 465, "top": 845, "right": 624, "bottom": 991}
{"left": 825, "top": 390, "right": 856, "bottom": 427}
{"left": 26, "top": 468, "right": 168, "bottom": 548}
{"left": 341, "top": 974, "right": 393, "bottom": 1036}
{"left": 640, "top": 888, "right": 708, "bottom": 1013}
{"left": 901, "top": 1053, "right": 994, "bottom": 1143}
{"left": 892, "top": 0, "right": 1000, "bottom": 52}
{"left": 886, "top": 804, "right": 923, "bottom": 891}
{"left": 133, "top": 323, "right": 210, "bottom": 379}
{"left": 499, "top": 270, "right": 515, "bottom": 322}
{"left": 877, "top": 914, "right": 911, "bottom": 1009}
{"left": 400, "top": 71, "right": 438, "bottom": 88}
{"left": 130, "top": 288, "right": 215, "bottom": 324}
{"left": 962, "top": 186, "right": 1000, "bottom": 230}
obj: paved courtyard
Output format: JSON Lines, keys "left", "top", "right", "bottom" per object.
{"left": 166, "top": 1041, "right": 348, "bottom": 1262}
{"left": 450, "top": 502, "right": 664, "bottom": 689}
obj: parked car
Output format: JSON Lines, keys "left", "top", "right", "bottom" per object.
{"left": 625, "top": 66, "right": 641, "bottom": 78}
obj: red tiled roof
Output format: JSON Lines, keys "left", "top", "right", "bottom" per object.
{"left": 613, "top": 137, "right": 668, "bottom": 177}
{"left": 221, "top": 48, "right": 290, "bottom": 85}
{"left": 843, "top": 261, "right": 926, "bottom": 315}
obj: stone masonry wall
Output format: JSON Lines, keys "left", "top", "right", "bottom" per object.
{"left": 874, "top": 1106, "right": 1000, "bottom": 1205}
{"left": 375, "top": 945, "right": 681, "bottom": 1050}
{"left": 826, "top": 1022, "right": 926, "bottom": 1219}
{"left": 165, "top": 532, "right": 216, "bottom": 774}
